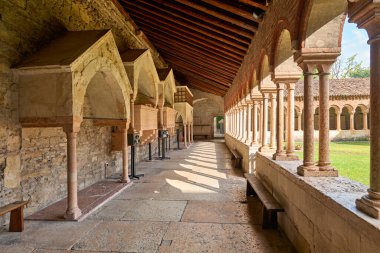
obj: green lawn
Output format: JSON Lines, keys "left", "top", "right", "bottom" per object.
{"left": 295, "top": 141, "right": 370, "bottom": 185}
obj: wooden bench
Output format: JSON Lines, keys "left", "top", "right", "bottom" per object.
{"left": 0, "top": 200, "right": 29, "bottom": 232}
{"left": 230, "top": 148, "right": 242, "bottom": 168}
{"left": 245, "top": 173, "right": 284, "bottom": 229}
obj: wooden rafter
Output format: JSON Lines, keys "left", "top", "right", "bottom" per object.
{"left": 173, "top": 0, "right": 257, "bottom": 31}
{"left": 201, "top": 0, "right": 261, "bottom": 22}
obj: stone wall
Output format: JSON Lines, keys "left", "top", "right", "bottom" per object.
{"left": 0, "top": 0, "right": 166, "bottom": 225}
{"left": 225, "top": 134, "right": 256, "bottom": 173}
{"left": 256, "top": 154, "right": 380, "bottom": 252}
{"left": 191, "top": 89, "right": 224, "bottom": 139}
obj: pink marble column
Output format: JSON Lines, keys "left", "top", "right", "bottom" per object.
{"left": 317, "top": 67, "right": 336, "bottom": 174}
{"left": 251, "top": 101, "right": 259, "bottom": 146}
{"left": 269, "top": 93, "right": 277, "bottom": 150}
{"left": 286, "top": 83, "right": 299, "bottom": 160}
{"left": 259, "top": 93, "right": 269, "bottom": 151}
{"left": 121, "top": 126, "right": 130, "bottom": 183}
{"left": 63, "top": 129, "right": 82, "bottom": 220}
{"left": 352, "top": 1, "right": 380, "bottom": 218}
{"left": 241, "top": 105, "right": 247, "bottom": 142}
{"left": 273, "top": 83, "right": 286, "bottom": 159}
{"left": 297, "top": 67, "right": 318, "bottom": 175}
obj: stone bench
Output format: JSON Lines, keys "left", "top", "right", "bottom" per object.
{"left": 0, "top": 200, "right": 29, "bottom": 232}
{"left": 230, "top": 148, "right": 242, "bottom": 168}
{"left": 245, "top": 173, "right": 284, "bottom": 229}
{"left": 193, "top": 134, "right": 209, "bottom": 139}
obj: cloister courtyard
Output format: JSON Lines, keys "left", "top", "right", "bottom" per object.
{"left": 1, "top": 0, "right": 380, "bottom": 252}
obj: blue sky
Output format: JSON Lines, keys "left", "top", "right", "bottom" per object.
{"left": 340, "top": 19, "right": 370, "bottom": 67}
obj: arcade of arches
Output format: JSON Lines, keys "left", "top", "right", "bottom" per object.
{"left": 1, "top": 0, "right": 380, "bottom": 252}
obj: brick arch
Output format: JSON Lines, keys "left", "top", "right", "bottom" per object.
{"left": 258, "top": 50, "right": 275, "bottom": 90}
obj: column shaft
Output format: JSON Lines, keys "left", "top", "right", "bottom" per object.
{"left": 287, "top": 83, "right": 298, "bottom": 159}
{"left": 297, "top": 72, "right": 317, "bottom": 175}
{"left": 269, "top": 93, "right": 277, "bottom": 149}
{"left": 245, "top": 104, "right": 252, "bottom": 143}
{"left": 363, "top": 112, "right": 368, "bottom": 130}
{"left": 259, "top": 94, "right": 269, "bottom": 151}
{"left": 64, "top": 131, "right": 82, "bottom": 220}
{"left": 121, "top": 128, "right": 130, "bottom": 183}
{"left": 274, "top": 84, "right": 285, "bottom": 159}
{"left": 318, "top": 72, "right": 334, "bottom": 171}
{"left": 251, "top": 102, "right": 258, "bottom": 146}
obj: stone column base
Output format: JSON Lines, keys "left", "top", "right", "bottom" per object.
{"left": 297, "top": 165, "right": 338, "bottom": 177}
{"left": 64, "top": 207, "right": 82, "bottom": 220}
{"left": 120, "top": 178, "right": 131, "bottom": 184}
{"left": 259, "top": 146, "right": 272, "bottom": 153}
{"left": 356, "top": 196, "right": 380, "bottom": 219}
{"left": 274, "top": 153, "right": 299, "bottom": 161}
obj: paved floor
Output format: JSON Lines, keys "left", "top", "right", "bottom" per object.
{"left": 0, "top": 140, "right": 295, "bottom": 253}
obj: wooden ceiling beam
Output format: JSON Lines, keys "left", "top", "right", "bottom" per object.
{"left": 142, "top": 28, "right": 244, "bottom": 61}
{"left": 237, "top": 0, "right": 268, "bottom": 11}
{"left": 137, "top": 23, "right": 246, "bottom": 58}
{"left": 173, "top": 0, "right": 257, "bottom": 31}
{"left": 157, "top": 47, "right": 238, "bottom": 75}
{"left": 151, "top": 38, "right": 241, "bottom": 67}
{"left": 123, "top": 1, "right": 249, "bottom": 49}
{"left": 185, "top": 78, "right": 228, "bottom": 94}
{"left": 161, "top": 52, "right": 236, "bottom": 79}
{"left": 186, "top": 81, "right": 225, "bottom": 96}
{"left": 184, "top": 75, "right": 229, "bottom": 93}
{"left": 137, "top": 0, "right": 251, "bottom": 45}
{"left": 130, "top": 14, "right": 247, "bottom": 52}
{"left": 148, "top": 0, "right": 254, "bottom": 38}
{"left": 172, "top": 67, "right": 231, "bottom": 88}
{"left": 201, "top": 0, "right": 261, "bottom": 22}
{"left": 164, "top": 56, "right": 234, "bottom": 82}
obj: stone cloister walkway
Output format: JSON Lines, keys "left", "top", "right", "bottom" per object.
{"left": 0, "top": 140, "right": 294, "bottom": 253}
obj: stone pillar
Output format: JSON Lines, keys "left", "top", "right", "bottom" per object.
{"left": 259, "top": 93, "right": 269, "bottom": 151}
{"left": 121, "top": 126, "right": 130, "bottom": 183}
{"left": 297, "top": 67, "right": 318, "bottom": 176}
{"left": 188, "top": 123, "right": 191, "bottom": 145}
{"left": 251, "top": 101, "right": 259, "bottom": 146}
{"left": 286, "top": 83, "right": 299, "bottom": 160}
{"left": 273, "top": 83, "right": 286, "bottom": 159}
{"left": 184, "top": 123, "right": 188, "bottom": 147}
{"left": 237, "top": 108, "right": 241, "bottom": 139}
{"left": 241, "top": 105, "right": 247, "bottom": 141}
{"left": 349, "top": 112, "right": 354, "bottom": 130}
{"left": 336, "top": 110, "right": 341, "bottom": 131}
{"left": 297, "top": 111, "right": 302, "bottom": 131}
{"left": 363, "top": 111, "right": 368, "bottom": 130}
{"left": 245, "top": 103, "right": 252, "bottom": 144}
{"left": 63, "top": 128, "right": 82, "bottom": 220}
{"left": 269, "top": 93, "right": 277, "bottom": 150}
{"left": 191, "top": 123, "right": 194, "bottom": 142}
{"left": 351, "top": 0, "right": 380, "bottom": 218}
{"left": 129, "top": 98, "right": 135, "bottom": 131}
{"left": 317, "top": 67, "right": 336, "bottom": 174}
{"left": 259, "top": 101, "right": 263, "bottom": 144}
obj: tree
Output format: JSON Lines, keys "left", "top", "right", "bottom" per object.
{"left": 331, "top": 54, "right": 370, "bottom": 79}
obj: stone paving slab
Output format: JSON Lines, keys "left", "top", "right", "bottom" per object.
{"left": 159, "top": 222, "right": 296, "bottom": 253}
{"left": 93, "top": 199, "right": 187, "bottom": 222}
{"left": 0, "top": 220, "right": 99, "bottom": 250}
{"left": 181, "top": 200, "right": 257, "bottom": 224}
{"left": 72, "top": 220, "right": 169, "bottom": 253}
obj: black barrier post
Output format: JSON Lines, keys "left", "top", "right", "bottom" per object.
{"left": 148, "top": 142, "right": 152, "bottom": 161}
{"left": 158, "top": 137, "right": 161, "bottom": 157}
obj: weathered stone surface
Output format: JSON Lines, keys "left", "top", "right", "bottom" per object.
{"left": 160, "top": 222, "right": 295, "bottom": 253}
{"left": 72, "top": 221, "right": 169, "bottom": 253}
{"left": 4, "top": 154, "right": 20, "bottom": 188}
{"left": 93, "top": 199, "right": 187, "bottom": 222}
{"left": 0, "top": 220, "right": 99, "bottom": 250}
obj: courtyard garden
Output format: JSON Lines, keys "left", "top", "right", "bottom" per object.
{"left": 295, "top": 141, "right": 370, "bottom": 185}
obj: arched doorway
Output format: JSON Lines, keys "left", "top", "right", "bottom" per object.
{"left": 214, "top": 116, "right": 225, "bottom": 138}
